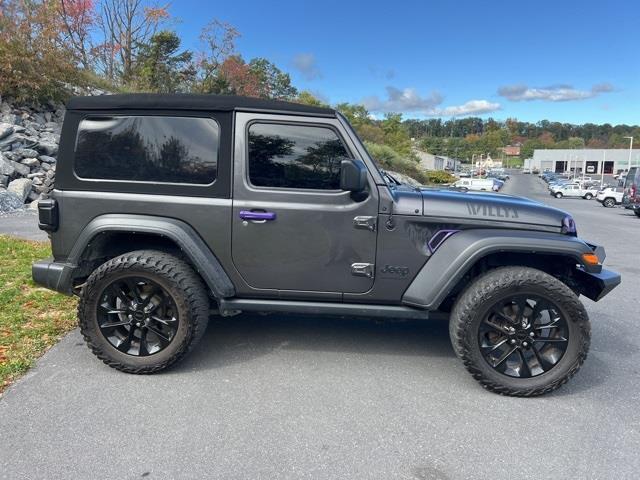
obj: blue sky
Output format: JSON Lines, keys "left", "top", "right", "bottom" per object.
{"left": 170, "top": 0, "right": 639, "bottom": 124}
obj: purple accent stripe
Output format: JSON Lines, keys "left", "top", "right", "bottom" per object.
{"left": 239, "top": 210, "right": 276, "bottom": 221}
{"left": 428, "top": 229, "right": 460, "bottom": 254}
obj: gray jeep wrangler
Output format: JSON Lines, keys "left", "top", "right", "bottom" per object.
{"left": 33, "top": 94, "right": 621, "bottom": 396}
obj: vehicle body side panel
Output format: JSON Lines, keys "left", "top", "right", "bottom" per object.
{"left": 344, "top": 215, "right": 460, "bottom": 304}
{"left": 48, "top": 192, "right": 235, "bottom": 295}
{"left": 403, "top": 229, "right": 598, "bottom": 310}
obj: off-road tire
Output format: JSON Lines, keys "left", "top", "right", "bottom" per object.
{"left": 555, "top": 192, "right": 563, "bottom": 198}
{"left": 78, "top": 250, "right": 210, "bottom": 373}
{"left": 603, "top": 198, "right": 616, "bottom": 208}
{"left": 449, "top": 267, "right": 590, "bottom": 396}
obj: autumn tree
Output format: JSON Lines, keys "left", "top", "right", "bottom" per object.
{"left": 199, "top": 56, "right": 260, "bottom": 97}
{"left": 194, "top": 19, "right": 239, "bottom": 92}
{"left": 0, "top": 1, "right": 82, "bottom": 101}
{"left": 95, "top": 0, "right": 169, "bottom": 84}
{"left": 57, "top": 0, "right": 96, "bottom": 70}
{"left": 249, "top": 58, "right": 297, "bottom": 100}
{"left": 134, "top": 31, "right": 194, "bottom": 93}
{"left": 295, "top": 91, "right": 327, "bottom": 107}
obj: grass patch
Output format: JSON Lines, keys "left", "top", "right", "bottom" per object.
{"left": 0, "top": 235, "right": 76, "bottom": 394}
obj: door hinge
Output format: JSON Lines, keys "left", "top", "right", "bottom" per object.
{"left": 351, "top": 262, "right": 375, "bottom": 278}
{"left": 353, "top": 216, "right": 377, "bottom": 231}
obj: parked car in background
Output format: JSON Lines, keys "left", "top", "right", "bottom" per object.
{"left": 452, "top": 178, "right": 498, "bottom": 192}
{"left": 522, "top": 168, "right": 532, "bottom": 174}
{"left": 486, "top": 172, "right": 509, "bottom": 182}
{"left": 622, "top": 167, "right": 640, "bottom": 217}
{"left": 552, "top": 184, "right": 599, "bottom": 199}
{"left": 596, "top": 187, "right": 624, "bottom": 208}
{"left": 549, "top": 180, "right": 576, "bottom": 192}
{"left": 491, "top": 178, "right": 505, "bottom": 190}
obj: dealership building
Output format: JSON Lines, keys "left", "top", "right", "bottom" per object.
{"left": 527, "top": 149, "right": 640, "bottom": 174}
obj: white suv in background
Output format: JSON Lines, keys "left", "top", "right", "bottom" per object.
{"left": 596, "top": 187, "right": 624, "bottom": 208}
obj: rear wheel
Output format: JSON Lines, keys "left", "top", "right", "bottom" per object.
{"left": 449, "top": 267, "right": 590, "bottom": 396}
{"left": 584, "top": 193, "right": 593, "bottom": 200}
{"left": 78, "top": 250, "right": 210, "bottom": 373}
{"left": 603, "top": 198, "right": 616, "bottom": 208}
{"left": 555, "top": 192, "right": 563, "bottom": 198}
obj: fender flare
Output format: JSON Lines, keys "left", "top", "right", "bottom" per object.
{"left": 67, "top": 214, "right": 235, "bottom": 298}
{"left": 402, "top": 229, "right": 596, "bottom": 310}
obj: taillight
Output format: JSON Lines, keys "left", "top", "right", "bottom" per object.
{"left": 38, "top": 198, "right": 58, "bottom": 232}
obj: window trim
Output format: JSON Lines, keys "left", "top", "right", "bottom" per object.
{"left": 72, "top": 114, "right": 221, "bottom": 187}
{"left": 244, "top": 119, "right": 354, "bottom": 193}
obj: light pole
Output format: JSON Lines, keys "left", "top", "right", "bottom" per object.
{"left": 624, "top": 136, "right": 633, "bottom": 172}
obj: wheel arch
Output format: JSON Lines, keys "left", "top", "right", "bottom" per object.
{"left": 66, "top": 214, "right": 235, "bottom": 298}
{"left": 402, "top": 229, "right": 597, "bottom": 311}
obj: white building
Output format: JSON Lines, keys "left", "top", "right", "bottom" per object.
{"left": 529, "top": 149, "right": 640, "bottom": 174}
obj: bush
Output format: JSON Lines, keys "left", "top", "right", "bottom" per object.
{"left": 424, "top": 170, "right": 456, "bottom": 184}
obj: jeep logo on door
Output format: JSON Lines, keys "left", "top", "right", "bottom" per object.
{"left": 380, "top": 265, "right": 409, "bottom": 277}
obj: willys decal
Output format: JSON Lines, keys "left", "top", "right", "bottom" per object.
{"left": 466, "top": 202, "right": 519, "bottom": 219}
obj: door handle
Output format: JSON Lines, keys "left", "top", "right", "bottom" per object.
{"left": 239, "top": 210, "right": 276, "bottom": 223}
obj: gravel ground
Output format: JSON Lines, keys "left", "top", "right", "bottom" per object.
{"left": 1, "top": 173, "right": 638, "bottom": 480}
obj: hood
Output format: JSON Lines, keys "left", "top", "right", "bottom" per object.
{"left": 391, "top": 188, "right": 569, "bottom": 232}
{"left": 422, "top": 189, "right": 568, "bottom": 230}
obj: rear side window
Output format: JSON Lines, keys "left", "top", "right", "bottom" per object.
{"left": 624, "top": 167, "right": 639, "bottom": 189}
{"left": 74, "top": 116, "right": 219, "bottom": 184}
{"left": 247, "top": 122, "right": 350, "bottom": 190}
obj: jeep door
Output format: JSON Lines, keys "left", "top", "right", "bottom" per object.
{"left": 231, "top": 112, "right": 379, "bottom": 294}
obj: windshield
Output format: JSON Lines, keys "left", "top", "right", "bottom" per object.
{"left": 624, "top": 168, "right": 639, "bottom": 190}
{"left": 336, "top": 112, "right": 386, "bottom": 179}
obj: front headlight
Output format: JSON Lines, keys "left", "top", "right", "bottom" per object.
{"left": 562, "top": 215, "right": 577, "bottom": 236}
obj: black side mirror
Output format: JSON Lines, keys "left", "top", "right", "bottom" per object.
{"left": 340, "top": 159, "right": 367, "bottom": 192}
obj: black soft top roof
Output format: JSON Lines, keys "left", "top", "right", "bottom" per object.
{"left": 66, "top": 93, "right": 335, "bottom": 116}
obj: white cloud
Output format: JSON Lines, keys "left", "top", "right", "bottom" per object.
{"left": 436, "top": 100, "right": 502, "bottom": 117}
{"left": 362, "top": 86, "right": 500, "bottom": 117}
{"left": 362, "top": 87, "right": 443, "bottom": 113}
{"left": 292, "top": 53, "right": 321, "bottom": 80}
{"left": 498, "top": 83, "right": 615, "bottom": 102}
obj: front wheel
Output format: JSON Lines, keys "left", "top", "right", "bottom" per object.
{"left": 584, "top": 193, "right": 593, "bottom": 200}
{"left": 78, "top": 250, "right": 210, "bottom": 373}
{"left": 555, "top": 192, "right": 563, "bottom": 198}
{"left": 449, "top": 267, "right": 590, "bottom": 396}
{"left": 635, "top": 209, "right": 640, "bottom": 218}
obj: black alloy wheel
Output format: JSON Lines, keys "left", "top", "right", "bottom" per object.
{"left": 78, "top": 250, "right": 210, "bottom": 373}
{"left": 478, "top": 295, "right": 568, "bottom": 379}
{"left": 97, "top": 276, "right": 179, "bottom": 356}
{"left": 449, "top": 266, "right": 590, "bottom": 396}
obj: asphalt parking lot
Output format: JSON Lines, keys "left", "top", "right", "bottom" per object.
{"left": 1, "top": 173, "right": 638, "bottom": 480}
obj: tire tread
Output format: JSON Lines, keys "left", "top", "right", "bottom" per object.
{"left": 78, "top": 250, "right": 210, "bottom": 374}
{"left": 449, "top": 266, "right": 590, "bottom": 397}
